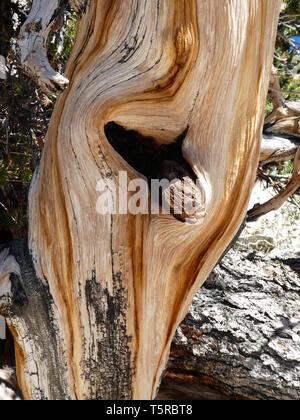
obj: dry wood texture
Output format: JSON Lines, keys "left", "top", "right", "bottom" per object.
{"left": 264, "top": 101, "right": 300, "bottom": 139}
{"left": 2, "top": 0, "right": 281, "bottom": 400}
{"left": 19, "top": 0, "right": 70, "bottom": 92}
{"left": 260, "top": 134, "right": 299, "bottom": 164}
{"left": 248, "top": 146, "right": 300, "bottom": 222}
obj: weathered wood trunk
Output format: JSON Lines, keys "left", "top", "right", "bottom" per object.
{"left": 0, "top": 0, "right": 281, "bottom": 400}
{"left": 2, "top": 249, "right": 300, "bottom": 401}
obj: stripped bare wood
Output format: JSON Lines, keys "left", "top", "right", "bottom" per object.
{"left": 10, "top": 0, "right": 281, "bottom": 400}
{"left": 261, "top": 134, "right": 299, "bottom": 164}
{"left": 264, "top": 101, "right": 300, "bottom": 138}
{"left": 18, "top": 0, "right": 69, "bottom": 92}
{"left": 248, "top": 147, "right": 300, "bottom": 222}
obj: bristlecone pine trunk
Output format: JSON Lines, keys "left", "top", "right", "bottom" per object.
{"left": 0, "top": 0, "right": 281, "bottom": 400}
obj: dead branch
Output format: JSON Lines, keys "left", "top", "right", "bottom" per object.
{"left": 248, "top": 147, "right": 300, "bottom": 222}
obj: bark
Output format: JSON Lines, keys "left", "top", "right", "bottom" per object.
{"left": 0, "top": 240, "right": 71, "bottom": 399}
{"left": 2, "top": 0, "right": 281, "bottom": 400}
{"left": 160, "top": 250, "right": 300, "bottom": 400}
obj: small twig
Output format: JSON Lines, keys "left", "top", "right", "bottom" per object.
{"left": 4, "top": 179, "right": 31, "bottom": 184}
{"left": 263, "top": 173, "right": 291, "bottom": 180}
{"left": 289, "top": 194, "right": 300, "bottom": 210}
{"left": 277, "top": 32, "right": 300, "bottom": 55}
{"left": 0, "top": 201, "right": 17, "bottom": 223}
{"left": 280, "top": 14, "right": 300, "bottom": 20}
{"left": 0, "top": 201, "right": 9, "bottom": 213}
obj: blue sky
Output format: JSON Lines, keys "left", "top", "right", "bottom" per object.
{"left": 291, "top": 36, "right": 300, "bottom": 49}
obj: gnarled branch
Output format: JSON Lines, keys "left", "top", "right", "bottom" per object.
{"left": 260, "top": 134, "right": 300, "bottom": 164}
{"left": 264, "top": 101, "right": 300, "bottom": 139}
{"left": 248, "top": 147, "right": 300, "bottom": 222}
{"left": 18, "top": 0, "right": 70, "bottom": 93}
